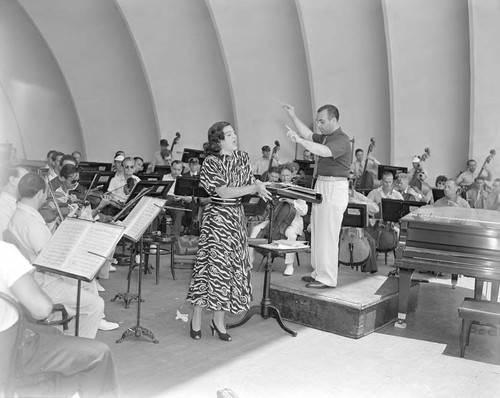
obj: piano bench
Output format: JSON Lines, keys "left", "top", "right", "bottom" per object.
{"left": 458, "top": 297, "right": 500, "bottom": 358}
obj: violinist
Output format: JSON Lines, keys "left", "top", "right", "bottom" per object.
{"left": 253, "top": 145, "right": 279, "bottom": 175}
{"left": 249, "top": 164, "right": 308, "bottom": 276}
{"left": 0, "top": 166, "right": 28, "bottom": 238}
{"left": 106, "top": 157, "right": 140, "bottom": 206}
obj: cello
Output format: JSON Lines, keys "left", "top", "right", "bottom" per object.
{"left": 170, "top": 132, "right": 181, "bottom": 154}
{"left": 355, "top": 138, "right": 376, "bottom": 190}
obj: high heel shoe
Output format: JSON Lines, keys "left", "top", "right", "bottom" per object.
{"left": 190, "top": 321, "right": 201, "bottom": 340}
{"left": 210, "top": 320, "right": 232, "bottom": 342}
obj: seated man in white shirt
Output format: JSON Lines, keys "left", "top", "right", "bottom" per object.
{"left": 466, "top": 176, "right": 492, "bottom": 209}
{"left": 162, "top": 160, "right": 192, "bottom": 235}
{"left": 253, "top": 145, "right": 279, "bottom": 175}
{"left": 148, "top": 138, "right": 170, "bottom": 172}
{"left": 249, "top": 165, "right": 308, "bottom": 276}
{"left": 432, "top": 179, "right": 470, "bottom": 208}
{"left": 367, "top": 171, "right": 404, "bottom": 218}
{"left": 0, "top": 167, "right": 28, "bottom": 239}
{"left": 104, "top": 157, "right": 140, "bottom": 215}
{"left": 0, "top": 241, "right": 120, "bottom": 398}
{"left": 456, "top": 159, "right": 492, "bottom": 187}
{"left": 6, "top": 173, "right": 117, "bottom": 338}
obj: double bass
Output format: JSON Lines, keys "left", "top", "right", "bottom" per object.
{"left": 409, "top": 148, "right": 431, "bottom": 191}
{"left": 460, "top": 149, "right": 496, "bottom": 194}
{"left": 355, "top": 138, "right": 376, "bottom": 190}
{"left": 260, "top": 140, "right": 280, "bottom": 182}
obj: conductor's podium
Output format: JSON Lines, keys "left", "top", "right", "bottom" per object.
{"left": 269, "top": 266, "right": 419, "bottom": 339}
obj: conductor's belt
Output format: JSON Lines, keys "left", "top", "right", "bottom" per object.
{"left": 317, "top": 176, "right": 347, "bottom": 181}
{"left": 210, "top": 197, "right": 241, "bottom": 206}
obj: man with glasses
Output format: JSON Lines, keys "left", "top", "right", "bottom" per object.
{"left": 106, "top": 157, "right": 140, "bottom": 207}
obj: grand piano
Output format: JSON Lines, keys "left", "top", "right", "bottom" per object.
{"left": 395, "top": 206, "right": 500, "bottom": 327}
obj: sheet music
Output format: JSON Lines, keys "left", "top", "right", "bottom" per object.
{"left": 34, "top": 218, "right": 125, "bottom": 281}
{"left": 35, "top": 218, "right": 89, "bottom": 270}
{"left": 122, "top": 196, "right": 167, "bottom": 241}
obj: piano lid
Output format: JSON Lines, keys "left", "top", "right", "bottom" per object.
{"left": 401, "top": 206, "right": 500, "bottom": 230}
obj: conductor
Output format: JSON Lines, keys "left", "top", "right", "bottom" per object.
{"left": 283, "top": 104, "right": 351, "bottom": 289}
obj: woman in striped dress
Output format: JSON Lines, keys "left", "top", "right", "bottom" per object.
{"left": 187, "top": 121, "right": 271, "bottom": 341}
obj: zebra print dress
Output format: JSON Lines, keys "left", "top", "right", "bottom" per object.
{"left": 186, "top": 150, "right": 254, "bottom": 314}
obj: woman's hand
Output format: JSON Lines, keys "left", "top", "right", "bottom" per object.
{"left": 255, "top": 181, "right": 272, "bottom": 202}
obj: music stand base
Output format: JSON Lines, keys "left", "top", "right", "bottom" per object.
{"left": 111, "top": 292, "right": 142, "bottom": 309}
{"left": 227, "top": 304, "right": 297, "bottom": 337}
{"left": 116, "top": 325, "right": 159, "bottom": 344}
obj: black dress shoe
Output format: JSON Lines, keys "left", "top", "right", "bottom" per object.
{"left": 306, "top": 281, "right": 332, "bottom": 289}
{"left": 301, "top": 276, "right": 315, "bottom": 283}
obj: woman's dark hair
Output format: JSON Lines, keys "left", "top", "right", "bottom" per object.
{"left": 60, "top": 164, "right": 79, "bottom": 179}
{"left": 435, "top": 175, "right": 447, "bottom": 186}
{"left": 203, "top": 121, "right": 231, "bottom": 155}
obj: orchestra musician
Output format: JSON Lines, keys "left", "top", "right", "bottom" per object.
{"left": 248, "top": 164, "right": 308, "bottom": 276}
{"left": 283, "top": 103, "right": 351, "bottom": 289}
{"left": 367, "top": 171, "right": 403, "bottom": 218}
{"left": 0, "top": 241, "right": 120, "bottom": 398}
{"left": 350, "top": 148, "right": 380, "bottom": 182}
{"left": 395, "top": 173, "right": 426, "bottom": 202}
{"left": 104, "top": 157, "right": 140, "bottom": 214}
{"left": 148, "top": 138, "right": 170, "bottom": 172}
{"left": 253, "top": 145, "right": 279, "bottom": 175}
{"left": 485, "top": 178, "right": 500, "bottom": 210}
{"left": 0, "top": 167, "right": 28, "bottom": 239}
{"left": 456, "top": 159, "right": 492, "bottom": 187}
{"left": 161, "top": 160, "right": 193, "bottom": 236}
{"left": 5, "top": 173, "right": 117, "bottom": 338}
{"left": 111, "top": 152, "right": 125, "bottom": 175}
{"left": 134, "top": 156, "right": 144, "bottom": 174}
{"left": 187, "top": 121, "right": 271, "bottom": 341}
{"left": 432, "top": 179, "right": 470, "bottom": 208}
{"left": 408, "top": 155, "right": 427, "bottom": 184}
{"left": 466, "top": 176, "right": 492, "bottom": 209}
{"left": 71, "top": 150, "right": 82, "bottom": 165}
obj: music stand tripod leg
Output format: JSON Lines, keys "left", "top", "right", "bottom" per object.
{"left": 117, "top": 236, "right": 159, "bottom": 344}
{"left": 111, "top": 240, "right": 139, "bottom": 308}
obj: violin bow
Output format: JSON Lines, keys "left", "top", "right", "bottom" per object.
{"left": 47, "top": 181, "right": 64, "bottom": 222}
{"left": 83, "top": 173, "right": 99, "bottom": 202}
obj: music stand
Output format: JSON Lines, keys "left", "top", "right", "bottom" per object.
{"left": 137, "top": 174, "right": 162, "bottom": 182}
{"left": 377, "top": 165, "right": 408, "bottom": 180}
{"left": 127, "top": 180, "right": 174, "bottom": 202}
{"left": 342, "top": 203, "right": 368, "bottom": 228}
{"left": 241, "top": 195, "right": 268, "bottom": 217}
{"left": 381, "top": 198, "right": 426, "bottom": 222}
{"left": 432, "top": 188, "right": 445, "bottom": 202}
{"left": 96, "top": 171, "right": 115, "bottom": 191}
{"left": 181, "top": 148, "right": 205, "bottom": 165}
{"left": 174, "top": 176, "right": 209, "bottom": 198}
{"left": 78, "top": 161, "right": 112, "bottom": 172}
{"left": 228, "top": 186, "right": 320, "bottom": 337}
{"left": 294, "top": 159, "right": 315, "bottom": 176}
{"left": 153, "top": 165, "right": 171, "bottom": 175}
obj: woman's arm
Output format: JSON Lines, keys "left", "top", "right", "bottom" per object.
{"left": 216, "top": 181, "right": 271, "bottom": 201}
